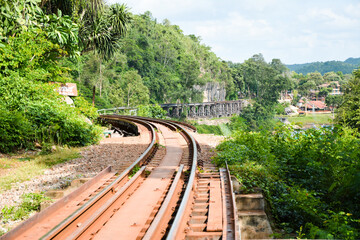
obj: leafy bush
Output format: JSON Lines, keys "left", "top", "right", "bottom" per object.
{"left": 239, "top": 102, "right": 279, "bottom": 130}
{"left": 194, "top": 124, "right": 222, "bottom": 135}
{"left": 0, "top": 105, "right": 34, "bottom": 152}
{"left": 137, "top": 104, "right": 167, "bottom": 119}
{"left": 25, "top": 100, "right": 102, "bottom": 147}
{"left": 214, "top": 126, "right": 360, "bottom": 238}
{"left": 73, "top": 96, "right": 99, "bottom": 121}
{"left": 274, "top": 102, "right": 288, "bottom": 115}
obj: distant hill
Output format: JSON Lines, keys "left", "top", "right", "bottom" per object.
{"left": 286, "top": 57, "right": 360, "bottom": 75}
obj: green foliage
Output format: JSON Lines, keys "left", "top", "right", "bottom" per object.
{"left": 0, "top": 2, "right": 102, "bottom": 153}
{"left": 0, "top": 106, "right": 34, "bottom": 152}
{"left": 195, "top": 124, "right": 223, "bottom": 136}
{"left": 73, "top": 96, "right": 99, "bottom": 120}
{"left": 325, "top": 94, "right": 343, "bottom": 112}
{"left": 229, "top": 55, "right": 291, "bottom": 104}
{"left": 287, "top": 59, "right": 360, "bottom": 75}
{"left": 76, "top": 12, "right": 235, "bottom": 107}
{"left": 274, "top": 102, "right": 288, "bottom": 115}
{"left": 0, "top": 72, "right": 102, "bottom": 153}
{"left": 80, "top": 3, "right": 131, "bottom": 60}
{"left": 0, "top": 30, "right": 71, "bottom": 83}
{"left": 228, "top": 55, "right": 291, "bottom": 130}
{"left": 19, "top": 193, "right": 50, "bottom": 212}
{"left": 120, "top": 70, "right": 149, "bottom": 107}
{"left": 0, "top": 0, "right": 79, "bottom": 58}
{"left": 306, "top": 211, "right": 360, "bottom": 240}
{"left": 336, "top": 68, "right": 360, "bottom": 130}
{"left": 1, "top": 193, "right": 51, "bottom": 223}
{"left": 137, "top": 104, "right": 167, "bottom": 119}
{"left": 128, "top": 164, "right": 141, "bottom": 178}
{"left": 0, "top": 0, "right": 42, "bottom": 39}
{"left": 238, "top": 102, "right": 279, "bottom": 130}
{"left": 228, "top": 115, "right": 248, "bottom": 131}
{"left": 26, "top": 100, "right": 102, "bottom": 147}
{"left": 214, "top": 126, "right": 360, "bottom": 238}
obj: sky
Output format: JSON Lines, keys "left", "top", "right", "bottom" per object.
{"left": 107, "top": 0, "right": 360, "bottom": 64}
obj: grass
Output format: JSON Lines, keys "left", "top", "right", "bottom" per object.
{"left": 0, "top": 148, "right": 81, "bottom": 192}
{"left": 195, "top": 124, "right": 222, "bottom": 135}
{"left": 1, "top": 192, "right": 52, "bottom": 236}
{"left": 195, "top": 123, "right": 231, "bottom": 136}
{"left": 287, "top": 113, "right": 334, "bottom": 126}
{"left": 0, "top": 159, "right": 17, "bottom": 169}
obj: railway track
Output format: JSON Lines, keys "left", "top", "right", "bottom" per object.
{"left": 1, "top": 116, "right": 239, "bottom": 240}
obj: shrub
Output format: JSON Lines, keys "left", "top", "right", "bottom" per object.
{"left": 0, "top": 105, "right": 34, "bottom": 153}
{"left": 137, "top": 104, "right": 167, "bottom": 119}
{"left": 25, "top": 100, "right": 102, "bottom": 146}
{"left": 214, "top": 126, "right": 360, "bottom": 238}
{"left": 73, "top": 96, "right": 99, "bottom": 120}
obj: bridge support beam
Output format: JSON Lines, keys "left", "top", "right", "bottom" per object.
{"left": 160, "top": 100, "right": 247, "bottom": 119}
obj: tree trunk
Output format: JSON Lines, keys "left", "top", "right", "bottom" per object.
{"left": 77, "top": 61, "right": 81, "bottom": 90}
{"left": 99, "top": 59, "right": 102, "bottom": 97}
{"left": 92, "top": 86, "right": 96, "bottom": 107}
{"left": 127, "top": 88, "right": 130, "bottom": 107}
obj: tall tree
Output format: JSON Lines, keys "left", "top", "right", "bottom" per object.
{"left": 119, "top": 70, "right": 149, "bottom": 107}
{"left": 80, "top": 3, "right": 131, "bottom": 98}
{"left": 325, "top": 94, "right": 342, "bottom": 118}
{"left": 336, "top": 68, "right": 360, "bottom": 130}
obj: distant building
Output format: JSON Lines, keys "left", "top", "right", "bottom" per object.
{"left": 318, "top": 81, "right": 342, "bottom": 96}
{"left": 298, "top": 99, "right": 329, "bottom": 112}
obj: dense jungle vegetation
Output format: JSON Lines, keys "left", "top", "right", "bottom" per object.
{"left": 72, "top": 11, "right": 236, "bottom": 109}
{"left": 1, "top": 0, "right": 360, "bottom": 238}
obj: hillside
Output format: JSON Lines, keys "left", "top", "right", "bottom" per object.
{"left": 76, "top": 12, "right": 236, "bottom": 109}
{"left": 286, "top": 57, "right": 360, "bottom": 75}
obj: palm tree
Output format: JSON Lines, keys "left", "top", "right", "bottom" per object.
{"left": 80, "top": 3, "right": 131, "bottom": 100}
{"left": 39, "top": 1, "right": 132, "bottom": 102}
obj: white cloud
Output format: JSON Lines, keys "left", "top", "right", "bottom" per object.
{"left": 107, "top": 0, "right": 360, "bottom": 64}
{"left": 301, "top": 8, "right": 359, "bottom": 29}
{"left": 194, "top": 12, "right": 274, "bottom": 40}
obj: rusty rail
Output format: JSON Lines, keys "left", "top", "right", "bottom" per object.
{"left": 108, "top": 115, "right": 200, "bottom": 239}
{"left": 220, "top": 161, "right": 240, "bottom": 240}
{"left": 39, "top": 118, "right": 157, "bottom": 240}
{"left": 60, "top": 166, "right": 146, "bottom": 240}
{"left": 4, "top": 116, "right": 202, "bottom": 239}
{"left": 142, "top": 164, "right": 185, "bottom": 240}
{"left": 165, "top": 122, "right": 198, "bottom": 239}
{"left": 0, "top": 167, "right": 113, "bottom": 240}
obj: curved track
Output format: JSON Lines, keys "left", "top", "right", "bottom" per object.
{"left": 2, "top": 116, "right": 239, "bottom": 240}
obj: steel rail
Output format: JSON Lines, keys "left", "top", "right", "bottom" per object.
{"left": 40, "top": 118, "right": 157, "bottom": 240}
{"left": 226, "top": 161, "right": 240, "bottom": 240}
{"left": 142, "top": 165, "right": 185, "bottom": 240}
{"left": 165, "top": 122, "right": 198, "bottom": 239}
{"left": 64, "top": 166, "right": 146, "bottom": 240}
{"left": 105, "top": 115, "right": 201, "bottom": 152}
{"left": 161, "top": 118, "right": 196, "bottom": 132}
{"left": 0, "top": 167, "right": 113, "bottom": 240}
{"left": 106, "top": 115, "right": 200, "bottom": 239}
{"left": 100, "top": 114, "right": 197, "bottom": 132}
